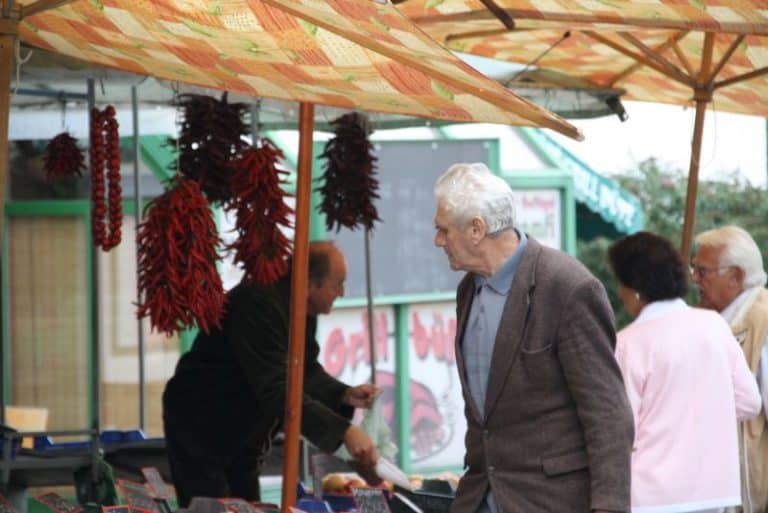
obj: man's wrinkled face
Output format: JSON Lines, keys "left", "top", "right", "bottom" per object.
{"left": 433, "top": 201, "right": 475, "bottom": 272}
{"left": 691, "top": 245, "right": 739, "bottom": 312}
{"left": 308, "top": 251, "right": 346, "bottom": 315}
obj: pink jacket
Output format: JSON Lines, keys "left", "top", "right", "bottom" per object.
{"left": 615, "top": 299, "right": 761, "bottom": 513}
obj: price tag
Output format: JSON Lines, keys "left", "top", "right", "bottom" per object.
{"left": 217, "top": 498, "right": 260, "bottom": 513}
{"left": 101, "top": 507, "right": 131, "bottom": 513}
{"left": 34, "top": 493, "right": 83, "bottom": 513}
{"left": 117, "top": 479, "right": 161, "bottom": 513}
{"left": 141, "top": 467, "right": 171, "bottom": 500}
{"left": 352, "top": 488, "right": 391, "bottom": 513}
{"left": 0, "top": 495, "right": 17, "bottom": 513}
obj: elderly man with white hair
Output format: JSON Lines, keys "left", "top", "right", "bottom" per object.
{"left": 433, "top": 162, "right": 634, "bottom": 513}
{"left": 692, "top": 226, "right": 768, "bottom": 513}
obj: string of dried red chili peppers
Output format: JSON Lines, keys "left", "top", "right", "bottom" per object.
{"left": 317, "top": 112, "right": 381, "bottom": 232}
{"left": 137, "top": 177, "right": 226, "bottom": 336}
{"left": 43, "top": 132, "right": 85, "bottom": 180}
{"left": 90, "top": 105, "right": 123, "bottom": 251}
{"left": 173, "top": 92, "right": 249, "bottom": 204}
{"left": 226, "top": 139, "right": 294, "bottom": 286}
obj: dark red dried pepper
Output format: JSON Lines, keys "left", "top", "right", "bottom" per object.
{"left": 172, "top": 92, "right": 249, "bottom": 204}
{"left": 226, "top": 138, "right": 294, "bottom": 286}
{"left": 137, "top": 176, "right": 226, "bottom": 336}
{"left": 317, "top": 112, "right": 380, "bottom": 232}
{"left": 43, "top": 132, "right": 86, "bottom": 179}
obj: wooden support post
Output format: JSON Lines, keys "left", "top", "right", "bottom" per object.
{"left": 0, "top": 23, "right": 17, "bottom": 256}
{"left": 281, "top": 102, "right": 315, "bottom": 513}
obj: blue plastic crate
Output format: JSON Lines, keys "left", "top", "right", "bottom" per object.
{"left": 296, "top": 498, "right": 333, "bottom": 513}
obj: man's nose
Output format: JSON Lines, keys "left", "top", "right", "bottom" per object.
{"left": 434, "top": 233, "right": 443, "bottom": 247}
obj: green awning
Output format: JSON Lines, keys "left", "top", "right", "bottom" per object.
{"left": 519, "top": 128, "right": 643, "bottom": 235}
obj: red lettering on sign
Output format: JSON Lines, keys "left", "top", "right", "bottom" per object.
{"left": 324, "top": 328, "right": 347, "bottom": 376}
{"left": 321, "top": 311, "right": 391, "bottom": 377}
{"left": 411, "top": 310, "right": 456, "bottom": 364}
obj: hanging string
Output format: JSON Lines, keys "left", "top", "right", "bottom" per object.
{"left": 172, "top": 82, "right": 181, "bottom": 176}
{"left": 59, "top": 97, "right": 67, "bottom": 131}
{"left": 505, "top": 31, "right": 571, "bottom": 85}
{"left": 252, "top": 98, "right": 262, "bottom": 145}
{"left": 11, "top": 40, "right": 33, "bottom": 98}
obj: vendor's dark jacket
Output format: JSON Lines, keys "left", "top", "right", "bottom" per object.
{"left": 451, "top": 237, "right": 634, "bottom": 513}
{"left": 162, "top": 275, "right": 353, "bottom": 463}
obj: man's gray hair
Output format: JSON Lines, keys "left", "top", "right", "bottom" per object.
{"left": 434, "top": 162, "right": 515, "bottom": 234}
{"left": 695, "top": 225, "right": 767, "bottom": 289}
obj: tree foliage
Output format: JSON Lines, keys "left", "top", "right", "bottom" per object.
{"left": 579, "top": 158, "right": 768, "bottom": 328}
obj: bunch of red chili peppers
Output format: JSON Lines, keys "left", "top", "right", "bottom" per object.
{"left": 90, "top": 105, "right": 123, "bottom": 251}
{"left": 227, "top": 138, "right": 294, "bottom": 286}
{"left": 137, "top": 177, "right": 226, "bottom": 336}
{"left": 137, "top": 94, "right": 299, "bottom": 335}
{"left": 43, "top": 132, "right": 86, "bottom": 180}
{"left": 317, "top": 112, "right": 380, "bottom": 232}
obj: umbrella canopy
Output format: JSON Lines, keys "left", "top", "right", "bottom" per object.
{"left": 399, "top": 0, "right": 768, "bottom": 256}
{"left": 2, "top": 2, "right": 582, "bottom": 510}
{"left": 9, "top": 0, "right": 579, "bottom": 136}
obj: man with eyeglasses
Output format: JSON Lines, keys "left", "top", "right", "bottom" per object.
{"left": 692, "top": 226, "right": 768, "bottom": 513}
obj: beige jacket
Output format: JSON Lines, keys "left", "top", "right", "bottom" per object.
{"left": 730, "top": 287, "right": 768, "bottom": 513}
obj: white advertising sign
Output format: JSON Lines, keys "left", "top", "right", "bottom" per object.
{"left": 512, "top": 189, "right": 561, "bottom": 249}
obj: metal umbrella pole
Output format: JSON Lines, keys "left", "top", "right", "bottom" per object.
{"left": 364, "top": 227, "right": 376, "bottom": 387}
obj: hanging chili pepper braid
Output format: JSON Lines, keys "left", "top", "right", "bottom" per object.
{"left": 137, "top": 177, "right": 226, "bottom": 336}
{"left": 317, "top": 112, "right": 381, "bottom": 232}
{"left": 172, "top": 92, "right": 250, "bottom": 204}
{"left": 226, "top": 139, "right": 294, "bottom": 286}
{"left": 43, "top": 132, "right": 85, "bottom": 179}
{"left": 90, "top": 105, "right": 123, "bottom": 251}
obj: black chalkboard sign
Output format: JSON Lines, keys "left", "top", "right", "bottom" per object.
{"left": 117, "top": 479, "right": 161, "bottom": 513}
{"left": 34, "top": 493, "right": 82, "bottom": 513}
{"left": 351, "top": 488, "right": 391, "bottom": 513}
{"left": 141, "top": 467, "right": 171, "bottom": 500}
{"left": 315, "top": 139, "right": 496, "bottom": 298}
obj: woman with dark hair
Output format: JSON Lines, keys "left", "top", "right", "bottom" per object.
{"left": 609, "top": 231, "right": 761, "bottom": 513}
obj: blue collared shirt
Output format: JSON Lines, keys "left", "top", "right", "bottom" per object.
{"left": 463, "top": 230, "right": 528, "bottom": 415}
{"left": 462, "top": 230, "right": 527, "bottom": 513}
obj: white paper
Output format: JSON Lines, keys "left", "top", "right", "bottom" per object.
{"left": 375, "top": 458, "right": 412, "bottom": 490}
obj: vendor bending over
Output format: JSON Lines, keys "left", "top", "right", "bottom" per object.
{"left": 163, "top": 240, "right": 379, "bottom": 506}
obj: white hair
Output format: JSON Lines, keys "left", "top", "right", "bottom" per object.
{"left": 695, "top": 225, "right": 767, "bottom": 289}
{"left": 433, "top": 162, "right": 515, "bottom": 235}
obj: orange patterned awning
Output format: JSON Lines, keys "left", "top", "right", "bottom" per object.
{"left": 11, "top": 0, "right": 579, "bottom": 138}
{"left": 398, "top": 0, "right": 768, "bottom": 117}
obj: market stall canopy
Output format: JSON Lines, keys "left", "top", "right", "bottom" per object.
{"left": 7, "top": 0, "right": 580, "bottom": 138}
{"left": 399, "top": 0, "right": 768, "bottom": 116}
{"left": 398, "top": 0, "right": 768, "bottom": 256}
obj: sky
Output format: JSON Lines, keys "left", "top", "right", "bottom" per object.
{"left": 455, "top": 52, "right": 768, "bottom": 189}
{"left": 549, "top": 101, "right": 767, "bottom": 188}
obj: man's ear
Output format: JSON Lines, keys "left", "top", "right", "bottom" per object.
{"left": 469, "top": 217, "right": 486, "bottom": 242}
{"left": 731, "top": 266, "right": 746, "bottom": 288}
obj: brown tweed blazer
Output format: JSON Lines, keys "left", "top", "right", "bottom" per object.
{"left": 450, "top": 237, "right": 634, "bottom": 513}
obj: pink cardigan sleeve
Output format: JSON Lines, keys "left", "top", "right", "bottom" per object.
{"left": 615, "top": 335, "right": 641, "bottom": 449}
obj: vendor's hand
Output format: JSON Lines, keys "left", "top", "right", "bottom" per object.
{"left": 343, "top": 424, "right": 378, "bottom": 468}
{"left": 343, "top": 384, "right": 381, "bottom": 409}
{"left": 347, "top": 459, "right": 383, "bottom": 487}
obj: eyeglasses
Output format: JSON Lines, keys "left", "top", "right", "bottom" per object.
{"left": 689, "top": 264, "right": 733, "bottom": 279}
